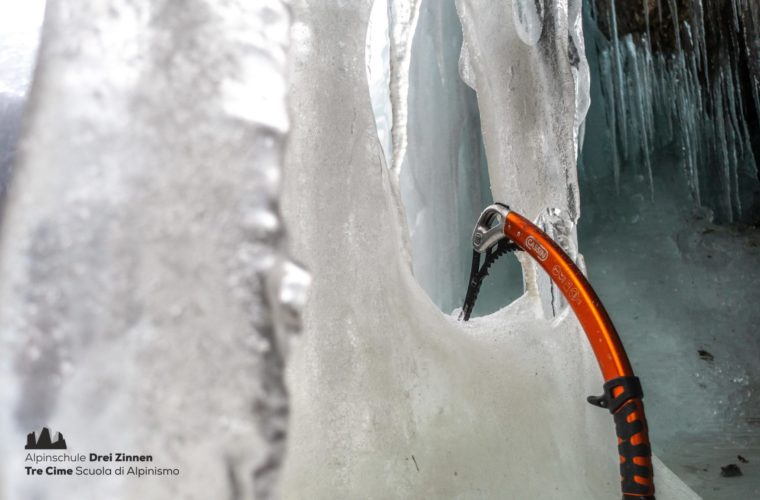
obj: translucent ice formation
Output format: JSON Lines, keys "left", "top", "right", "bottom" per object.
{"left": 0, "top": 1, "right": 307, "bottom": 500}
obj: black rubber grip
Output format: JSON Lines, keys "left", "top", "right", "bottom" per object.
{"left": 615, "top": 398, "right": 655, "bottom": 499}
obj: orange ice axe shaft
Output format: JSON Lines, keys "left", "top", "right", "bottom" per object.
{"left": 463, "top": 203, "right": 655, "bottom": 500}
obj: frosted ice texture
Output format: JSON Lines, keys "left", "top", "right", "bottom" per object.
{"left": 0, "top": 1, "right": 307, "bottom": 499}
{"left": 281, "top": 1, "right": 698, "bottom": 498}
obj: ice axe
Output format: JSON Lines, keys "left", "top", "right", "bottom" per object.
{"left": 461, "top": 203, "right": 655, "bottom": 500}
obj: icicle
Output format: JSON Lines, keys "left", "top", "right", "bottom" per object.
{"left": 643, "top": 0, "right": 651, "bottom": 42}
{"left": 713, "top": 73, "right": 734, "bottom": 222}
{"left": 745, "top": 1, "right": 760, "bottom": 121}
{"left": 722, "top": 64, "right": 743, "bottom": 219}
{"left": 600, "top": 51, "right": 620, "bottom": 194}
{"left": 685, "top": 53, "right": 703, "bottom": 207}
{"left": 667, "top": 0, "right": 683, "bottom": 53}
{"left": 657, "top": 0, "right": 664, "bottom": 25}
{"left": 609, "top": 0, "right": 628, "bottom": 160}
{"left": 689, "top": 0, "right": 709, "bottom": 77}
{"left": 730, "top": 0, "right": 741, "bottom": 33}
{"left": 627, "top": 37, "right": 654, "bottom": 199}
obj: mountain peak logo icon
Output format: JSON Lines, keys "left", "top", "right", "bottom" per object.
{"left": 25, "top": 427, "right": 67, "bottom": 450}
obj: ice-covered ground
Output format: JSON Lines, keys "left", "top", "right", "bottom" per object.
{"left": 579, "top": 159, "right": 760, "bottom": 499}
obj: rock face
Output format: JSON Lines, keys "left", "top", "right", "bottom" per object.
{"left": 0, "top": 1, "right": 307, "bottom": 499}
{"left": 592, "top": 0, "right": 686, "bottom": 50}
{"left": 592, "top": 0, "right": 760, "bottom": 62}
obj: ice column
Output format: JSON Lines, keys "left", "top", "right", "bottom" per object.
{"left": 455, "top": 0, "right": 588, "bottom": 318}
{"left": 0, "top": 1, "right": 307, "bottom": 499}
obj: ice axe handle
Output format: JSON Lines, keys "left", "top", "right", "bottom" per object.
{"left": 589, "top": 376, "right": 655, "bottom": 499}
{"left": 616, "top": 397, "right": 655, "bottom": 499}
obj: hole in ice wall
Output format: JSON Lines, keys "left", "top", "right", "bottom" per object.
{"left": 366, "top": 0, "right": 524, "bottom": 317}
{"left": 0, "top": 0, "right": 47, "bottom": 198}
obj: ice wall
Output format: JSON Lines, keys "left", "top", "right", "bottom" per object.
{"left": 0, "top": 1, "right": 307, "bottom": 499}
{"left": 281, "top": 0, "right": 697, "bottom": 498}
